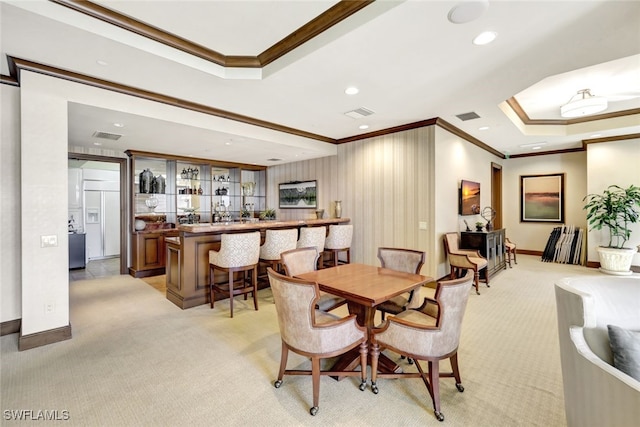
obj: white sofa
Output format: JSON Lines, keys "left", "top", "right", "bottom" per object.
{"left": 555, "top": 275, "right": 640, "bottom": 427}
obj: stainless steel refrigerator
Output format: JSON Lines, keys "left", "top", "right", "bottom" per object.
{"left": 84, "top": 180, "right": 120, "bottom": 260}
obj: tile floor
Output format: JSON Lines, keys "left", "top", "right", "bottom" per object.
{"left": 69, "top": 257, "right": 122, "bottom": 282}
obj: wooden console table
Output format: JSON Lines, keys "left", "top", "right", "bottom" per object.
{"left": 460, "top": 229, "right": 506, "bottom": 278}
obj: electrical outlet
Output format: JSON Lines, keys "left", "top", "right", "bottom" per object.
{"left": 418, "top": 221, "right": 427, "bottom": 230}
{"left": 45, "top": 303, "right": 55, "bottom": 314}
{"left": 41, "top": 235, "right": 58, "bottom": 248}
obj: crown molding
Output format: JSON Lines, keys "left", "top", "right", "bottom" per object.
{"left": 0, "top": 74, "right": 19, "bottom": 87}
{"left": 8, "top": 56, "right": 335, "bottom": 144}
{"left": 506, "top": 96, "right": 640, "bottom": 125}
{"left": 50, "top": 0, "right": 374, "bottom": 68}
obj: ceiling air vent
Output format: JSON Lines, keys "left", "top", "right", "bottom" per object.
{"left": 455, "top": 112, "right": 481, "bottom": 121}
{"left": 92, "top": 131, "right": 122, "bottom": 140}
{"left": 267, "top": 158, "right": 283, "bottom": 162}
{"left": 344, "top": 107, "right": 374, "bottom": 119}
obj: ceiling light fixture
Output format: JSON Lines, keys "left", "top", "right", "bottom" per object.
{"left": 345, "top": 86, "right": 359, "bottom": 95}
{"left": 560, "top": 89, "right": 608, "bottom": 118}
{"left": 113, "top": 122, "right": 124, "bottom": 128}
{"left": 473, "top": 31, "right": 497, "bottom": 45}
{"left": 96, "top": 60, "right": 108, "bottom": 66}
{"left": 359, "top": 124, "right": 369, "bottom": 130}
{"left": 479, "top": 126, "right": 490, "bottom": 130}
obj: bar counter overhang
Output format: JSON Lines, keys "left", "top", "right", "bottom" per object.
{"left": 165, "top": 218, "right": 350, "bottom": 309}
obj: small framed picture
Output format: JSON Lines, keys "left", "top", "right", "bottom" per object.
{"left": 279, "top": 180, "right": 317, "bottom": 209}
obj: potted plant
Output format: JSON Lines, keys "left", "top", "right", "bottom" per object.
{"left": 475, "top": 221, "right": 484, "bottom": 231}
{"left": 259, "top": 208, "right": 276, "bottom": 220}
{"left": 583, "top": 184, "right": 640, "bottom": 274}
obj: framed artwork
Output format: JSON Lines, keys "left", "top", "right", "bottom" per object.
{"left": 279, "top": 180, "right": 317, "bottom": 209}
{"left": 520, "top": 173, "right": 565, "bottom": 223}
{"left": 459, "top": 180, "right": 481, "bottom": 215}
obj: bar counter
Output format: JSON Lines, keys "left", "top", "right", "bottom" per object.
{"left": 165, "top": 218, "right": 350, "bottom": 309}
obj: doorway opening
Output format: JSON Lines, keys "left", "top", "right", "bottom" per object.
{"left": 68, "top": 153, "right": 127, "bottom": 278}
{"left": 491, "top": 162, "right": 503, "bottom": 230}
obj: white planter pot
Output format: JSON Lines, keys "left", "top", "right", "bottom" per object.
{"left": 596, "top": 246, "right": 636, "bottom": 275}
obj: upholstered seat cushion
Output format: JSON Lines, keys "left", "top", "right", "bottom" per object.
{"left": 315, "top": 309, "right": 341, "bottom": 325}
{"left": 505, "top": 242, "right": 516, "bottom": 250}
{"left": 394, "top": 309, "right": 438, "bottom": 327}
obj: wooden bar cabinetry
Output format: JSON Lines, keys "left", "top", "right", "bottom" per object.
{"left": 460, "top": 229, "right": 506, "bottom": 278}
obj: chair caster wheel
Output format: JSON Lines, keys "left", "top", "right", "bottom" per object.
{"left": 456, "top": 383, "right": 464, "bottom": 392}
{"left": 359, "top": 381, "right": 366, "bottom": 391}
{"left": 371, "top": 383, "right": 379, "bottom": 394}
{"left": 274, "top": 380, "right": 282, "bottom": 388}
{"left": 407, "top": 357, "right": 414, "bottom": 364}
{"left": 310, "top": 406, "right": 318, "bottom": 416}
{"left": 435, "top": 411, "right": 444, "bottom": 421}
{"left": 486, "top": 284, "right": 490, "bottom": 288}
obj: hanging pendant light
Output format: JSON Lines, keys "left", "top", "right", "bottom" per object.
{"left": 560, "top": 89, "right": 608, "bottom": 118}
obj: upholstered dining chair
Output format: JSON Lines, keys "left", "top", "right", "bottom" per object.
{"left": 209, "top": 231, "right": 261, "bottom": 318}
{"left": 280, "top": 247, "right": 346, "bottom": 312}
{"left": 267, "top": 268, "right": 368, "bottom": 416}
{"left": 296, "top": 226, "right": 326, "bottom": 269}
{"left": 370, "top": 270, "right": 474, "bottom": 422}
{"left": 505, "top": 237, "right": 517, "bottom": 267}
{"left": 443, "top": 232, "right": 489, "bottom": 295}
{"left": 259, "top": 228, "right": 298, "bottom": 273}
{"left": 376, "top": 247, "right": 427, "bottom": 321}
{"left": 323, "top": 224, "right": 353, "bottom": 267}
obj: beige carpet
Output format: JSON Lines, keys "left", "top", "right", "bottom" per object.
{"left": 1, "top": 256, "right": 600, "bottom": 426}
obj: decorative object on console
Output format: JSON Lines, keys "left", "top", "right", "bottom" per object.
{"left": 475, "top": 222, "right": 484, "bottom": 231}
{"left": 481, "top": 206, "right": 496, "bottom": 230}
{"left": 279, "top": 180, "right": 317, "bottom": 209}
{"left": 521, "top": 173, "right": 565, "bottom": 223}
{"left": 145, "top": 195, "right": 159, "bottom": 213}
{"left": 315, "top": 209, "right": 324, "bottom": 219}
{"left": 134, "top": 219, "right": 146, "bottom": 231}
{"left": 459, "top": 180, "right": 480, "bottom": 215}
{"left": 463, "top": 219, "right": 471, "bottom": 231}
{"left": 259, "top": 208, "right": 276, "bottom": 220}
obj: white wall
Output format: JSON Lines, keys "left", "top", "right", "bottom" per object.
{"left": 586, "top": 139, "right": 640, "bottom": 265}
{"left": 1, "top": 84, "right": 22, "bottom": 323}
{"left": 434, "top": 127, "right": 503, "bottom": 279}
{"left": 503, "top": 151, "right": 588, "bottom": 258}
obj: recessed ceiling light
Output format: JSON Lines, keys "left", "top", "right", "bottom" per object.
{"left": 479, "top": 126, "right": 490, "bottom": 131}
{"left": 225, "top": 142, "right": 232, "bottom": 146}
{"left": 473, "top": 31, "right": 498, "bottom": 46}
{"left": 345, "top": 86, "right": 359, "bottom": 95}
{"left": 113, "top": 122, "right": 124, "bottom": 128}
{"left": 532, "top": 146, "right": 542, "bottom": 150}
{"left": 359, "top": 124, "right": 369, "bottom": 130}
{"left": 96, "top": 60, "right": 108, "bottom": 66}
{"left": 590, "top": 133, "right": 602, "bottom": 138}
{"left": 448, "top": 0, "right": 489, "bottom": 24}
{"left": 93, "top": 142, "right": 102, "bottom": 146}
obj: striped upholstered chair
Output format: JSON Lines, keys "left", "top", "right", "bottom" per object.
{"left": 259, "top": 228, "right": 298, "bottom": 273}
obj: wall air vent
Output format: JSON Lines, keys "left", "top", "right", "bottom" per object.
{"left": 344, "top": 107, "right": 375, "bottom": 119}
{"left": 455, "top": 112, "right": 481, "bottom": 121}
{"left": 267, "top": 158, "right": 283, "bottom": 162}
{"left": 92, "top": 131, "right": 122, "bottom": 140}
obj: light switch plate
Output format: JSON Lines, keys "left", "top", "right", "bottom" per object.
{"left": 41, "top": 235, "right": 58, "bottom": 248}
{"left": 418, "top": 221, "right": 427, "bottom": 230}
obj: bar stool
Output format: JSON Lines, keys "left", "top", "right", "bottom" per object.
{"left": 259, "top": 228, "right": 298, "bottom": 274}
{"left": 323, "top": 224, "right": 353, "bottom": 267}
{"left": 209, "top": 231, "right": 261, "bottom": 318}
{"left": 505, "top": 237, "right": 517, "bottom": 267}
{"left": 296, "top": 227, "right": 326, "bottom": 269}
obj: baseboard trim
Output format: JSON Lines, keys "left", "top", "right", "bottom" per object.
{"left": 517, "top": 249, "right": 543, "bottom": 257}
{"left": 1, "top": 318, "right": 21, "bottom": 336}
{"left": 18, "top": 324, "right": 72, "bottom": 351}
